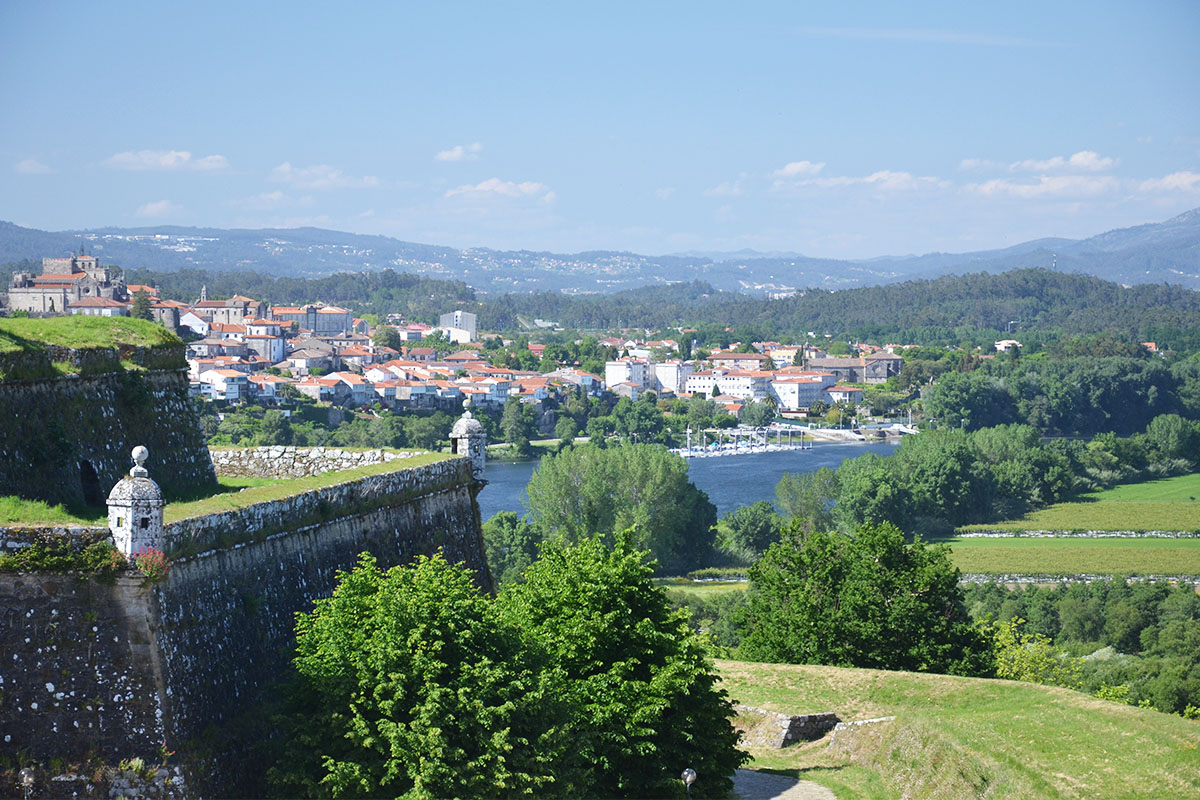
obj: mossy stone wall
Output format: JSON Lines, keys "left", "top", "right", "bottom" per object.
{"left": 0, "top": 367, "right": 216, "bottom": 508}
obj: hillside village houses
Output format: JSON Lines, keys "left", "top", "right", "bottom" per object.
{"left": 4, "top": 258, "right": 901, "bottom": 419}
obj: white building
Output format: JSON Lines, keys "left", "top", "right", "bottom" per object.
{"left": 605, "top": 358, "right": 650, "bottom": 391}
{"left": 652, "top": 360, "right": 694, "bottom": 395}
{"left": 438, "top": 310, "right": 477, "bottom": 341}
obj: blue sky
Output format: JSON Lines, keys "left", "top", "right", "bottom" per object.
{"left": 2, "top": 1, "right": 1198, "bottom": 259}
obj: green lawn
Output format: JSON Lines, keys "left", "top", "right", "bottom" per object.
{"left": 0, "top": 453, "right": 451, "bottom": 526}
{"left": 718, "top": 659, "right": 1200, "bottom": 799}
{"left": 944, "top": 536, "right": 1200, "bottom": 576}
{"left": 655, "top": 577, "right": 749, "bottom": 598}
{"left": 1080, "top": 472, "right": 1200, "bottom": 503}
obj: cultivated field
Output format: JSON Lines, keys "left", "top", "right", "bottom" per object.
{"left": 718, "top": 659, "right": 1200, "bottom": 799}
{"left": 944, "top": 536, "right": 1200, "bottom": 577}
{"left": 959, "top": 473, "right": 1200, "bottom": 533}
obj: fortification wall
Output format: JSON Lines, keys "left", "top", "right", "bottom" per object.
{"left": 0, "top": 455, "right": 489, "bottom": 797}
{"left": 0, "top": 367, "right": 216, "bottom": 508}
{"left": 209, "top": 445, "right": 423, "bottom": 478}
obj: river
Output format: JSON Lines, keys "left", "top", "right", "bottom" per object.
{"left": 476, "top": 440, "right": 900, "bottom": 521}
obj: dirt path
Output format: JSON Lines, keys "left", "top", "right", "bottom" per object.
{"left": 732, "top": 768, "right": 837, "bottom": 800}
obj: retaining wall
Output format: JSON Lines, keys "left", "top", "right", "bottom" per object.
{"left": 209, "top": 445, "right": 424, "bottom": 478}
{"left": 0, "top": 455, "right": 489, "bottom": 797}
{"left": 0, "top": 368, "right": 215, "bottom": 507}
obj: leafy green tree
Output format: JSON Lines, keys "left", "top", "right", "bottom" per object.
{"left": 1145, "top": 413, "right": 1198, "bottom": 462}
{"left": 740, "top": 400, "right": 775, "bottom": 427}
{"left": 275, "top": 552, "right": 572, "bottom": 799}
{"left": 257, "top": 409, "right": 293, "bottom": 445}
{"left": 740, "top": 521, "right": 992, "bottom": 676}
{"left": 501, "top": 397, "right": 535, "bottom": 455}
{"left": 370, "top": 324, "right": 403, "bottom": 350}
{"left": 482, "top": 511, "right": 541, "bottom": 586}
{"left": 773, "top": 467, "right": 837, "bottom": 531}
{"left": 131, "top": 289, "right": 154, "bottom": 321}
{"left": 498, "top": 532, "right": 747, "bottom": 798}
{"left": 523, "top": 443, "right": 718, "bottom": 574}
{"left": 715, "top": 500, "right": 782, "bottom": 563}
{"left": 985, "top": 618, "right": 1084, "bottom": 689}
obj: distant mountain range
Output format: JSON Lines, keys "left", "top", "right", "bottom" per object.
{"left": 2, "top": 208, "right": 1198, "bottom": 294}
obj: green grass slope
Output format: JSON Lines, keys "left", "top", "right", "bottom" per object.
{"left": 0, "top": 316, "right": 179, "bottom": 353}
{"left": 718, "top": 659, "right": 1200, "bottom": 799}
{"left": 960, "top": 473, "right": 1200, "bottom": 533}
{"left": 945, "top": 537, "right": 1200, "bottom": 576}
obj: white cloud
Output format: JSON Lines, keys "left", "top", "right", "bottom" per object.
{"left": 444, "top": 177, "right": 555, "bottom": 201}
{"left": 655, "top": 187, "right": 676, "bottom": 200}
{"left": 771, "top": 160, "right": 825, "bottom": 178}
{"left": 780, "top": 170, "right": 945, "bottom": 191}
{"left": 1136, "top": 136, "right": 1154, "bottom": 144}
{"left": 435, "top": 142, "right": 483, "bottom": 162}
{"left": 1009, "top": 150, "right": 1115, "bottom": 173}
{"left": 1137, "top": 171, "right": 1200, "bottom": 193}
{"left": 968, "top": 175, "right": 1119, "bottom": 198}
{"left": 14, "top": 157, "right": 53, "bottom": 174}
{"left": 135, "top": 199, "right": 181, "bottom": 218}
{"left": 269, "top": 162, "right": 380, "bottom": 189}
{"left": 105, "top": 150, "right": 229, "bottom": 171}
{"left": 704, "top": 181, "right": 743, "bottom": 198}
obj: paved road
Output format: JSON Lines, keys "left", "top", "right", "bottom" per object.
{"left": 732, "top": 768, "right": 837, "bottom": 800}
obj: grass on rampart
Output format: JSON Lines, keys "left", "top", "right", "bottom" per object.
{"left": 165, "top": 452, "right": 452, "bottom": 522}
{"left": 718, "top": 659, "right": 1200, "bottom": 799}
{"left": 0, "top": 452, "right": 454, "bottom": 526}
{"left": 0, "top": 316, "right": 179, "bottom": 354}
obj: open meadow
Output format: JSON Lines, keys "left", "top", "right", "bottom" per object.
{"left": 959, "top": 472, "right": 1200, "bottom": 533}
{"left": 944, "top": 536, "right": 1200, "bottom": 577}
{"left": 718, "top": 659, "right": 1200, "bottom": 800}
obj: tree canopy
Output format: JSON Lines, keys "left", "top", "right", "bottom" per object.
{"left": 739, "top": 521, "right": 992, "bottom": 676}
{"left": 523, "top": 443, "right": 718, "bottom": 574}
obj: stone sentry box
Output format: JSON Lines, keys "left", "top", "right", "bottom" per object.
{"left": 106, "top": 445, "right": 165, "bottom": 559}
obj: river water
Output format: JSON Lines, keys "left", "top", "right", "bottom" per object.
{"left": 476, "top": 440, "right": 900, "bottom": 521}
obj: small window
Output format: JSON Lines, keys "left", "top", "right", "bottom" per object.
{"left": 140, "top": 517, "right": 150, "bottom": 529}
{"left": 116, "top": 517, "right": 124, "bottom": 528}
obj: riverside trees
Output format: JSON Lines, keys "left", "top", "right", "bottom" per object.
{"left": 523, "top": 443, "right": 718, "bottom": 575}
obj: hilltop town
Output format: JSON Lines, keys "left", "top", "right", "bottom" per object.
{"left": 4, "top": 252, "right": 928, "bottom": 427}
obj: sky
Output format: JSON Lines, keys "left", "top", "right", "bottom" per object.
{"left": 1, "top": 1, "right": 1198, "bottom": 259}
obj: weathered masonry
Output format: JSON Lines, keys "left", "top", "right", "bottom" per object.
{"left": 0, "top": 445, "right": 489, "bottom": 798}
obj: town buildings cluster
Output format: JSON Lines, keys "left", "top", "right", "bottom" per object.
{"left": 5, "top": 254, "right": 908, "bottom": 418}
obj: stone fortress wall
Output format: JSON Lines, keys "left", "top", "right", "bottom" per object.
{"left": 0, "top": 344, "right": 216, "bottom": 508}
{"left": 0, "top": 447, "right": 490, "bottom": 797}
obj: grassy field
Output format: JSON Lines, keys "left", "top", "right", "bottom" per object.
{"left": 0, "top": 453, "right": 450, "bottom": 525}
{"left": 945, "top": 536, "right": 1200, "bottom": 576}
{"left": 655, "top": 577, "right": 749, "bottom": 598}
{"left": 960, "top": 473, "right": 1200, "bottom": 532}
{"left": 718, "top": 659, "right": 1200, "bottom": 799}
{"left": 0, "top": 316, "right": 179, "bottom": 353}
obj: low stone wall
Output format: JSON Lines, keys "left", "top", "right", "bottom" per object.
{"left": 961, "top": 573, "right": 1200, "bottom": 586}
{"left": 0, "top": 525, "right": 108, "bottom": 553}
{"left": 735, "top": 705, "right": 840, "bottom": 748}
{"left": 959, "top": 529, "right": 1199, "bottom": 538}
{"left": 209, "top": 445, "right": 425, "bottom": 478}
{"left": 165, "top": 457, "right": 470, "bottom": 557}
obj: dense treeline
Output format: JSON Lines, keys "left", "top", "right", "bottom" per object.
{"left": 963, "top": 580, "right": 1200, "bottom": 716}
{"left": 779, "top": 416, "right": 1197, "bottom": 536}
{"left": 480, "top": 269, "right": 1200, "bottom": 342}
{"left": 119, "top": 266, "right": 478, "bottom": 323}
{"left": 923, "top": 353, "right": 1200, "bottom": 436}
{"left": 10, "top": 260, "right": 1197, "bottom": 347}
